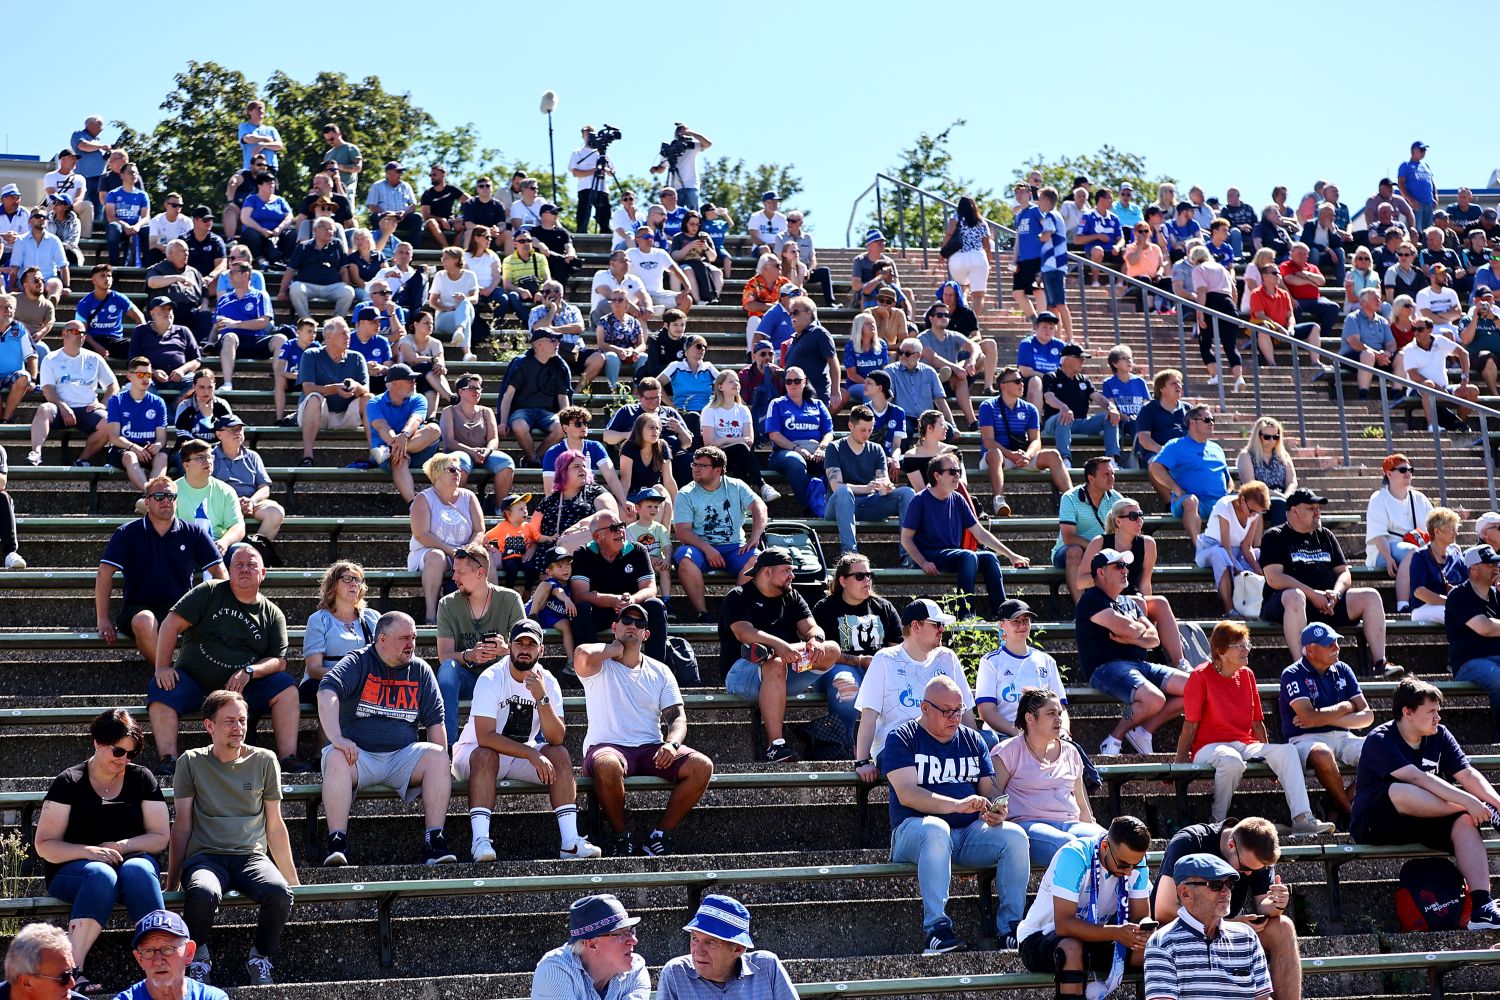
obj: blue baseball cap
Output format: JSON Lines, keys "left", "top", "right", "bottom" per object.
{"left": 1173, "top": 853, "right": 1239, "bottom": 884}
{"left": 1300, "top": 623, "right": 1341, "bottom": 648}
{"left": 751, "top": 339, "right": 774, "bottom": 354}
{"left": 353, "top": 304, "right": 380, "bottom": 324}
{"left": 683, "top": 893, "right": 754, "bottom": 948}
{"left": 628, "top": 486, "right": 665, "bottom": 505}
{"left": 568, "top": 893, "right": 641, "bottom": 940}
{"left": 132, "top": 909, "right": 190, "bottom": 947}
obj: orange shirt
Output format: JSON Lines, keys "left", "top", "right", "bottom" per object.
{"left": 1248, "top": 286, "right": 1293, "bottom": 328}
{"left": 1183, "top": 663, "right": 1263, "bottom": 754}
{"left": 483, "top": 517, "right": 540, "bottom": 563}
{"left": 741, "top": 274, "right": 780, "bottom": 317}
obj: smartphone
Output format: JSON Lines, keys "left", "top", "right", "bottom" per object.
{"left": 1137, "top": 919, "right": 1159, "bottom": 936}
{"left": 1242, "top": 913, "right": 1268, "bottom": 925}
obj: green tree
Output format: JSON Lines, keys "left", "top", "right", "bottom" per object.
{"left": 866, "top": 121, "right": 1007, "bottom": 247}
{"left": 1015, "top": 146, "right": 1175, "bottom": 207}
{"left": 699, "top": 157, "right": 804, "bottom": 228}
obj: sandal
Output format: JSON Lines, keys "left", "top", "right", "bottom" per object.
{"left": 299, "top": 456, "right": 315, "bottom": 467}
{"left": 71, "top": 970, "right": 104, "bottom": 995}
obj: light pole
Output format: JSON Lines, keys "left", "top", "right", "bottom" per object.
{"left": 539, "top": 90, "right": 558, "bottom": 203}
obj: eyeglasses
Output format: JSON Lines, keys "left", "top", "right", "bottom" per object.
{"left": 1261, "top": 433, "right": 1280, "bottom": 441}
{"left": 690, "top": 461, "right": 717, "bottom": 470}
{"left": 106, "top": 744, "right": 140, "bottom": 759}
{"left": 931, "top": 311, "right": 950, "bottom": 318}
{"left": 999, "top": 378, "right": 1023, "bottom": 386}
{"left": 145, "top": 491, "right": 177, "bottom": 501}
{"left": 899, "top": 350, "right": 919, "bottom": 357}
{"left": 790, "top": 308, "right": 810, "bottom": 316}
{"left": 135, "top": 944, "right": 186, "bottom": 960}
{"left": 338, "top": 573, "right": 365, "bottom": 585}
{"left": 618, "top": 615, "right": 648, "bottom": 628}
{"left": 128, "top": 370, "right": 152, "bottom": 379}
{"left": 458, "top": 383, "right": 482, "bottom": 392}
{"left": 567, "top": 419, "right": 588, "bottom": 427}
{"left": 1183, "top": 879, "right": 1235, "bottom": 893}
{"left": 1194, "top": 415, "right": 1216, "bottom": 424}
{"left": 166, "top": 202, "right": 182, "bottom": 208}
{"left": 477, "top": 183, "right": 492, "bottom": 188}
{"left": 1399, "top": 251, "right": 1416, "bottom": 258}
{"left": 844, "top": 571, "right": 875, "bottom": 581}
{"left": 515, "top": 238, "right": 533, "bottom": 244}
{"left": 921, "top": 699, "right": 964, "bottom": 720}
{"left": 603, "top": 927, "right": 639, "bottom": 939}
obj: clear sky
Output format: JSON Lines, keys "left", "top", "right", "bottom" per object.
{"left": 17, "top": 0, "right": 1494, "bottom": 243}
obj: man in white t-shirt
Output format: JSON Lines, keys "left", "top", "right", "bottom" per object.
{"left": 649, "top": 124, "right": 711, "bottom": 209}
{"left": 625, "top": 228, "right": 691, "bottom": 311}
{"left": 853, "top": 599, "right": 976, "bottom": 781}
{"left": 1414, "top": 264, "right": 1463, "bottom": 336}
{"left": 975, "top": 599, "right": 1070, "bottom": 739}
{"left": 590, "top": 250, "right": 653, "bottom": 326}
{"left": 568, "top": 127, "right": 613, "bottom": 235}
{"left": 747, "top": 191, "right": 788, "bottom": 257}
{"left": 1396, "top": 317, "right": 1477, "bottom": 427}
{"left": 145, "top": 195, "right": 193, "bottom": 268}
{"left": 1015, "top": 815, "right": 1153, "bottom": 996}
{"left": 28, "top": 320, "right": 116, "bottom": 465}
{"left": 451, "top": 618, "right": 601, "bottom": 863}
{"left": 573, "top": 605, "right": 714, "bottom": 859}
{"left": 44, "top": 148, "right": 94, "bottom": 239}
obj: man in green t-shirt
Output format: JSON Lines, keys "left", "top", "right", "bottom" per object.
{"left": 166, "top": 688, "right": 298, "bottom": 987}
{"left": 435, "top": 543, "right": 525, "bottom": 738}
{"left": 175, "top": 438, "right": 245, "bottom": 555}
{"left": 148, "top": 546, "right": 311, "bottom": 776}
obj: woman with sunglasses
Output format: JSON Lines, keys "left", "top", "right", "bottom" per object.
{"left": 810, "top": 553, "right": 900, "bottom": 744}
{"left": 1366, "top": 453, "right": 1433, "bottom": 613}
{"left": 1173, "top": 621, "right": 1335, "bottom": 834}
{"left": 580, "top": 290, "right": 645, "bottom": 390}
{"left": 700, "top": 368, "right": 775, "bottom": 498}
{"left": 34, "top": 708, "right": 170, "bottom": 994}
{"left": 300, "top": 560, "right": 380, "bottom": 704}
{"left": 1077, "top": 498, "right": 1193, "bottom": 671}
{"left": 1236, "top": 416, "right": 1296, "bottom": 528}
{"left": 1194, "top": 483, "right": 1269, "bottom": 616}
{"left": 766, "top": 365, "right": 834, "bottom": 515}
{"left": 991, "top": 688, "right": 1104, "bottom": 866}
{"left": 610, "top": 189, "right": 640, "bottom": 250}
{"left": 439, "top": 374, "right": 515, "bottom": 499}
{"left": 1344, "top": 246, "right": 1387, "bottom": 316}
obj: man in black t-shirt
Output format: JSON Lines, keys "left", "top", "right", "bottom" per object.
{"left": 810, "top": 555, "right": 901, "bottom": 745}
{"left": 419, "top": 165, "right": 467, "bottom": 249}
{"left": 531, "top": 206, "right": 579, "bottom": 288}
{"left": 569, "top": 512, "right": 669, "bottom": 663}
{"left": 1260, "top": 488, "right": 1400, "bottom": 676}
{"left": 1152, "top": 817, "right": 1303, "bottom": 1000}
{"left": 184, "top": 208, "right": 226, "bottom": 276}
{"left": 719, "top": 548, "right": 840, "bottom": 764}
{"left": 1040, "top": 344, "right": 1121, "bottom": 465}
{"left": 461, "top": 176, "right": 510, "bottom": 252}
{"left": 1349, "top": 678, "right": 1500, "bottom": 929}
{"left": 497, "top": 330, "right": 572, "bottom": 465}
{"left": 1443, "top": 544, "right": 1500, "bottom": 740}
{"left": 1075, "top": 548, "right": 1187, "bottom": 757}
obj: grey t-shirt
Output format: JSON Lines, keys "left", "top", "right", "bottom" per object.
{"left": 825, "top": 438, "right": 888, "bottom": 488}
{"left": 919, "top": 329, "right": 972, "bottom": 365}
{"left": 212, "top": 446, "right": 271, "bottom": 498}
{"left": 319, "top": 645, "right": 445, "bottom": 751}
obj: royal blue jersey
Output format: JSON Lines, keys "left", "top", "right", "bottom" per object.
{"left": 349, "top": 334, "right": 392, "bottom": 367}
{"left": 77, "top": 291, "right": 136, "bottom": 338}
{"left": 214, "top": 288, "right": 274, "bottom": 327}
{"left": 1014, "top": 205, "right": 1045, "bottom": 262}
{"left": 106, "top": 391, "right": 168, "bottom": 446}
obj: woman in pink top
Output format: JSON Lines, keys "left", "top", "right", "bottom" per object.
{"left": 990, "top": 689, "right": 1104, "bottom": 866}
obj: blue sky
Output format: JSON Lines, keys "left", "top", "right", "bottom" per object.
{"left": 17, "top": 0, "right": 1495, "bottom": 243}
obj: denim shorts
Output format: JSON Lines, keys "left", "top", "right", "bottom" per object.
{"left": 1088, "top": 658, "right": 1183, "bottom": 703}
{"left": 509, "top": 407, "right": 557, "bottom": 432}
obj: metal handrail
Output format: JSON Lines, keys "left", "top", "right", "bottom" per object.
{"left": 850, "top": 173, "right": 1500, "bottom": 508}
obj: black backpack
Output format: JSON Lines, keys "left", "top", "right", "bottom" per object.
{"left": 664, "top": 635, "right": 701, "bottom": 687}
{"left": 758, "top": 520, "right": 828, "bottom": 584}
{"left": 1395, "top": 856, "right": 1471, "bottom": 931}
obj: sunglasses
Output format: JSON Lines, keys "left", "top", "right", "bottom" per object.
{"left": 106, "top": 745, "right": 140, "bottom": 759}
{"left": 30, "top": 968, "right": 78, "bottom": 985}
{"left": 1194, "top": 415, "right": 1216, "bottom": 424}
{"left": 844, "top": 571, "right": 875, "bottom": 581}
{"left": 1392, "top": 466, "right": 1414, "bottom": 474}
{"left": 145, "top": 491, "right": 177, "bottom": 501}
{"left": 1122, "top": 511, "right": 1145, "bottom": 521}
{"left": 597, "top": 523, "right": 626, "bottom": 534}
{"left": 618, "top": 614, "right": 648, "bottom": 628}
{"left": 785, "top": 377, "right": 805, "bottom": 384}
{"left": 931, "top": 311, "right": 950, "bottom": 318}
{"left": 339, "top": 573, "right": 365, "bottom": 585}
{"left": 1184, "top": 878, "right": 1236, "bottom": 893}
{"left": 1261, "top": 433, "right": 1280, "bottom": 441}
{"left": 899, "top": 350, "right": 919, "bottom": 357}
{"left": 935, "top": 467, "right": 962, "bottom": 476}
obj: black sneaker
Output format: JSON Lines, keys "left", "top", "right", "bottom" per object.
{"left": 610, "top": 831, "right": 636, "bottom": 857}
{"left": 280, "top": 754, "right": 314, "bottom": 775}
{"left": 324, "top": 832, "right": 349, "bottom": 867}
{"left": 641, "top": 831, "right": 668, "bottom": 857}
{"left": 763, "top": 741, "right": 799, "bottom": 764}
{"left": 922, "top": 921, "right": 965, "bottom": 956}
{"left": 422, "top": 831, "right": 457, "bottom": 865}
{"left": 1468, "top": 899, "right": 1500, "bottom": 930}
{"left": 153, "top": 754, "right": 176, "bottom": 779}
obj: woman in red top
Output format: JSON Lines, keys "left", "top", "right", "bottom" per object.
{"left": 1173, "top": 621, "right": 1335, "bottom": 835}
{"left": 1247, "top": 265, "right": 1326, "bottom": 366}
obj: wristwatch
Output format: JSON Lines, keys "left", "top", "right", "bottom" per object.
{"left": 667, "top": 740, "right": 681, "bottom": 750}
{"left": 241, "top": 664, "right": 255, "bottom": 678}
{"left": 538, "top": 695, "right": 551, "bottom": 707}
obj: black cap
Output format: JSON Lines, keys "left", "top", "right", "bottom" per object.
{"left": 384, "top": 363, "right": 417, "bottom": 382}
{"left": 147, "top": 294, "right": 173, "bottom": 312}
{"left": 995, "top": 598, "right": 1034, "bottom": 621}
{"left": 545, "top": 545, "right": 573, "bottom": 564}
{"left": 510, "top": 618, "right": 544, "bottom": 643}
{"left": 539, "top": 203, "right": 560, "bottom": 215}
{"left": 58, "top": 148, "right": 77, "bottom": 160}
{"left": 190, "top": 205, "right": 213, "bottom": 220}
{"left": 213, "top": 415, "right": 245, "bottom": 431}
{"left": 865, "top": 369, "right": 893, "bottom": 394}
{"left": 1033, "top": 310, "right": 1060, "bottom": 326}
{"left": 1285, "top": 487, "right": 1328, "bottom": 508}
{"left": 752, "top": 547, "right": 794, "bottom": 570}
{"left": 1060, "top": 343, "right": 1090, "bottom": 358}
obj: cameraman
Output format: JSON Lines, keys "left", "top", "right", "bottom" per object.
{"left": 650, "top": 124, "right": 712, "bottom": 210}
{"left": 569, "top": 126, "right": 613, "bottom": 236}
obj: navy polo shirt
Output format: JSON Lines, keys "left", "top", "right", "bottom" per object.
{"left": 99, "top": 517, "right": 223, "bottom": 610}
{"left": 287, "top": 238, "right": 347, "bottom": 285}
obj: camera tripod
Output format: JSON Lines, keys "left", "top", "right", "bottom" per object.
{"left": 578, "top": 146, "right": 624, "bottom": 235}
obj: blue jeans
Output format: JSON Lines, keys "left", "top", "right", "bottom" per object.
{"left": 891, "top": 814, "right": 1029, "bottom": 935}
{"left": 768, "top": 448, "right": 817, "bottom": 506}
{"left": 725, "top": 656, "right": 864, "bottom": 742}
{"left": 826, "top": 484, "right": 915, "bottom": 553}
{"left": 1043, "top": 412, "right": 1120, "bottom": 465}
{"left": 482, "top": 288, "right": 527, "bottom": 323}
{"left": 105, "top": 223, "right": 139, "bottom": 266}
{"left": 678, "top": 188, "right": 700, "bottom": 210}
{"left": 455, "top": 451, "right": 515, "bottom": 476}
{"left": 1226, "top": 229, "right": 1244, "bottom": 259}
{"left": 1457, "top": 657, "right": 1500, "bottom": 741}
{"left": 47, "top": 856, "right": 163, "bottom": 925}
{"left": 924, "top": 547, "right": 1006, "bottom": 618}
{"left": 1015, "top": 818, "right": 1107, "bottom": 868}
{"left": 437, "top": 657, "right": 481, "bottom": 743}
{"left": 1416, "top": 203, "right": 1435, "bottom": 231}
{"left": 1309, "top": 244, "right": 1347, "bottom": 285}
{"left": 1373, "top": 539, "right": 1418, "bottom": 571}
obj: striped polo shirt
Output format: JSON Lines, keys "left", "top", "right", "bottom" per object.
{"left": 1143, "top": 909, "right": 1271, "bottom": 1000}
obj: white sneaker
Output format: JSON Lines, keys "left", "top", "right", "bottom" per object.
{"left": 559, "top": 838, "right": 603, "bottom": 860}
{"left": 1205, "top": 374, "right": 1221, "bottom": 386}
{"left": 1099, "top": 735, "right": 1123, "bottom": 756}
{"left": 463, "top": 352, "right": 477, "bottom": 362}
{"left": 1232, "top": 376, "right": 1247, "bottom": 393}
{"left": 759, "top": 483, "right": 782, "bottom": 503}
{"left": 4, "top": 552, "right": 25, "bottom": 570}
{"left": 1125, "top": 726, "right": 1154, "bottom": 755}
{"left": 470, "top": 836, "right": 496, "bottom": 863}
{"left": 25, "top": 449, "right": 40, "bottom": 466}
{"left": 220, "top": 380, "right": 235, "bottom": 393}
{"left": 1290, "top": 813, "right": 1336, "bottom": 836}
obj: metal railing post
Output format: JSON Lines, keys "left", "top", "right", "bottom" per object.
{"left": 919, "top": 191, "right": 929, "bottom": 268}
{"left": 1143, "top": 302, "right": 1156, "bottom": 373}
{"left": 1250, "top": 336, "right": 1262, "bottom": 421}
{"left": 1332, "top": 364, "right": 1352, "bottom": 467}
{"left": 1289, "top": 348, "right": 1308, "bottom": 448}
{"left": 1176, "top": 309, "right": 1188, "bottom": 376}
{"left": 874, "top": 182, "right": 883, "bottom": 241}
{"left": 1212, "top": 318, "right": 1227, "bottom": 414}
{"left": 1482, "top": 413, "right": 1498, "bottom": 511}
{"left": 1430, "top": 391, "right": 1449, "bottom": 507}
{"left": 1077, "top": 266, "right": 1090, "bottom": 348}
{"left": 1378, "top": 377, "right": 1394, "bottom": 446}
{"left": 1108, "top": 272, "right": 1121, "bottom": 345}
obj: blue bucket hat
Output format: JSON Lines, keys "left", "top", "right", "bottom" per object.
{"left": 683, "top": 893, "right": 754, "bottom": 948}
